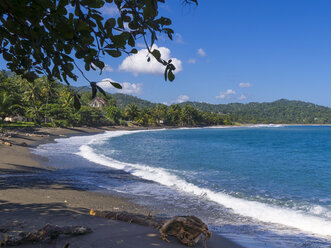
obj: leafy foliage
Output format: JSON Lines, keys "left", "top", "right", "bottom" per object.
{"left": 104, "top": 105, "right": 122, "bottom": 124}
{"left": 180, "top": 100, "right": 331, "bottom": 124}
{"left": 112, "top": 93, "right": 157, "bottom": 109}
{"left": 0, "top": 72, "right": 228, "bottom": 127}
{"left": 0, "top": 0, "right": 197, "bottom": 86}
{"left": 3, "top": 73, "right": 330, "bottom": 128}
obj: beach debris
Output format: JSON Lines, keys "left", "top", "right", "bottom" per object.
{"left": 0, "top": 224, "right": 92, "bottom": 246}
{"left": 3, "top": 142, "right": 11, "bottom": 146}
{"left": 0, "top": 234, "right": 8, "bottom": 247}
{"left": 62, "top": 242, "right": 70, "bottom": 248}
{"left": 89, "top": 209, "right": 161, "bottom": 228}
{"left": 25, "top": 133, "right": 46, "bottom": 137}
{"left": 89, "top": 210, "right": 211, "bottom": 247}
{"left": 159, "top": 216, "right": 212, "bottom": 248}
{"left": 0, "top": 228, "right": 9, "bottom": 233}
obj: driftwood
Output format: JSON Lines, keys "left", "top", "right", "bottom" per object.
{"left": 0, "top": 224, "right": 92, "bottom": 247}
{"left": 89, "top": 209, "right": 161, "bottom": 228}
{"left": 159, "top": 216, "right": 212, "bottom": 248}
{"left": 89, "top": 210, "right": 212, "bottom": 248}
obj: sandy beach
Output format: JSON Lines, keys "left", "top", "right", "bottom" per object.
{"left": 0, "top": 127, "right": 244, "bottom": 248}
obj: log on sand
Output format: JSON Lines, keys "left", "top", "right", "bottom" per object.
{"left": 1, "top": 224, "right": 91, "bottom": 247}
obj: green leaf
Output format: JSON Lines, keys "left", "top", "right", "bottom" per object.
{"left": 96, "top": 85, "right": 107, "bottom": 97}
{"left": 151, "top": 31, "right": 157, "bottom": 46}
{"left": 105, "top": 50, "right": 122, "bottom": 57}
{"left": 85, "top": 63, "right": 90, "bottom": 71}
{"left": 157, "top": 17, "right": 172, "bottom": 26}
{"left": 128, "top": 21, "right": 139, "bottom": 30}
{"left": 111, "top": 34, "right": 127, "bottom": 47}
{"left": 128, "top": 34, "right": 135, "bottom": 47}
{"left": 73, "top": 94, "right": 81, "bottom": 110}
{"left": 117, "top": 17, "right": 124, "bottom": 29}
{"left": 93, "top": 60, "right": 105, "bottom": 70}
{"left": 130, "top": 48, "right": 138, "bottom": 54}
{"left": 3, "top": 52, "right": 13, "bottom": 61}
{"left": 23, "top": 71, "right": 38, "bottom": 82}
{"left": 123, "top": 15, "right": 131, "bottom": 22}
{"left": 151, "top": 49, "right": 161, "bottom": 60}
{"left": 75, "top": 50, "right": 85, "bottom": 59}
{"left": 105, "top": 18, "right": 116, "bottom": 34}
{"left": 111, "top": 82, "right": 122, "bottom": 89}
{"left": 168, "top": 70, "right": 175, "bottom": 81}
{"left": 106, "top": 18, "right": 116, "bottom": 28}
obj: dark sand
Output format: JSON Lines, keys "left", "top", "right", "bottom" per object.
{"left": 0, "top": 127, "right": 244, "bottom": 248}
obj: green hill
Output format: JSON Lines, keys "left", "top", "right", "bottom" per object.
{"left": 181, "top": 99, "right": 331, "bottom": 124}
{"left": 71, "top": 86, "right": 157, "bottom": 109}
{"left": 111, "top": 93, "right": 157, "bottom": 109}
{"left": 71, "top": 85, "right": 331, "bottom": 124}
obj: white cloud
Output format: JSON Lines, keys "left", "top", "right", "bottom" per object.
{"left": 174, "top": 33, "right": 184, "bottom": 44}
{"left": 187, "top": 59, "right": 196, "bottom": 64}
{"left": 216, "top": 89, "right": 236, "bottom": 99}
{"left": 97, "top": 78, "right": 142, "bottom": 95}
{"left": 197, "top": 48, "right": 206, "bottom": 57}
{"left": 238, "top": 94, "right": 247, "bottom": 100}
{"left": 103, "top": 64, "right": 114, "bottom": 72}
{"left": 118, "top": 45, "right": 182, "bottom": 76}
{"left": 100, "top": 5, "right": 119, "bottom": 16}
{"left": 175, "top": 95, "right": 190, "bottom": 103}
{"left": 238, "top": 82, "right": 252, "bottom": 88}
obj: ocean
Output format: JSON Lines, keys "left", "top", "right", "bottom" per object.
{"left": 33, "top": 125, "right": 331, "bottom": 248}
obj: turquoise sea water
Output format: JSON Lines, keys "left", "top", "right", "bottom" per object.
{"left": 33, "top": 126, "right": 331, "bottom": 247}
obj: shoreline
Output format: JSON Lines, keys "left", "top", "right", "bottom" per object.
{"left": 0, "top": 126, "right": 244, "bottom": 248}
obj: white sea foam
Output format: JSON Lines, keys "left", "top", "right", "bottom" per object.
{"left": 75, "top": 130, "right": 331, "bottom": 237}
{"left": 206, "top": 124, "right": 286, "bottom": 129}
{"left": 245, "top": 124, "right": 285, "bottom": 128}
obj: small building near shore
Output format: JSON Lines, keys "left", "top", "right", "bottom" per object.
{"left": 89, "top": 97, "right": 107, "bottom": 109}
{"left": 4, "top": 116, "right": 26, "bottom": 122}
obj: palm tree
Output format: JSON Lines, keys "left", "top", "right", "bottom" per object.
{"left": 167, "top": 104, "right": 181, "bottom": 125}
{"left": 39, "top": 77, "right": 57, "bottom": 123}
{"left": 21, "top": 80, "right": 42, "bottom": 123}
{"left": 0, "top": 90, "right": 13, "bottom": 120}
{"left": 125, "top": 103, "right": 139, "bottom": 121}
{"left": 152, "top": 104, "right": 168, "bottom": 125}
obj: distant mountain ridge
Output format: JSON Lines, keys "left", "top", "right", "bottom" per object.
{"left": 71, "top": 86, "right": 331, "bottom": 124}
{"left": 112, "top": 93, "right": 157, "bottom": 109}
{"left": 179, "top": 99, "right": 331, "bottom": 124}
{"left": 71, "top": 86, "right": 157, "bottom": 109}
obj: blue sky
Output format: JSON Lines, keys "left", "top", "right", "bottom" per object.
{"left": 2, "top": 0, "right": 331, "bottom": 106}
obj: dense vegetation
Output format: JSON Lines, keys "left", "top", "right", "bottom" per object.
{"left": 93, "top": 87, "right": 331, "bottom": 124}
{"left": 0, "top": 0, "right": 196, "bottom": 87}
{"left": 71, "top": 86, "right": 157, "bottom": 109}
{"left": 0, "top": 72, "right": 229, "bottom": 127}
{"left": 180, "top": 101, "right": 331, "bottom": 124}
{"left": 2, "top": 71, "right": 331, "bottom": 127}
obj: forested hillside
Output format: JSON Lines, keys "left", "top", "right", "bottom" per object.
{"left": 112, "top": 93, "right": 157, "bottom": 109}
{"left": 0, "top": 72, "right": 229, "bottom": 127}
{"left": 2, "top": 71, "right": 331, "bottom": 127}
{"left": 181, "top": 99, "right": 331, "bottom": 124}
{"left": 74, "top": 85, "right": 331, "bottom": 124}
